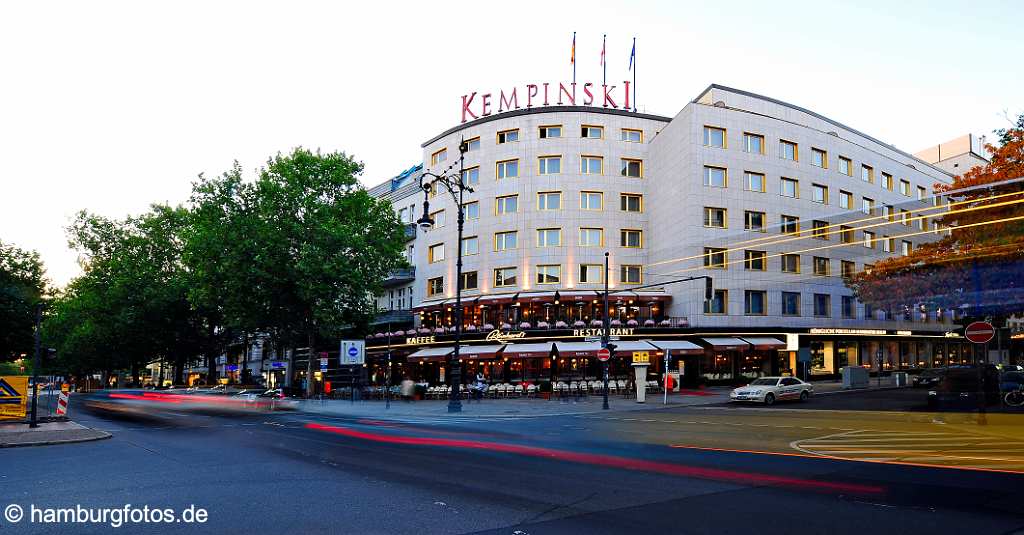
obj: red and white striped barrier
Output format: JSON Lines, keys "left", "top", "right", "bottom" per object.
{"left": 56, "top": 391, "right": 69, "bottom": 416}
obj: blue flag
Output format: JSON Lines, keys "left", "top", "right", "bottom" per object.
{"left": 628, "top": 38, "right": 635, "bottom": 71}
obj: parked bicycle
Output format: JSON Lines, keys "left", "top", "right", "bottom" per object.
{"left": 1005, "top": 385, "right": 1024, "bottom": 407}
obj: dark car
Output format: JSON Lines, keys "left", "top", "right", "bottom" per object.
{"left": 927, "top": 365, "right": 1000, "bottom": 410}
{"left": 912, "top": 368, "right": 945, "bottom": 388}
{"left": 1000, "top": 371, "right": 1024, "bottom": 393}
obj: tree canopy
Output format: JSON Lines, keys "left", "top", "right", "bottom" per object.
{"left": 0, "top": 240, "right": 47, "bottom": 360}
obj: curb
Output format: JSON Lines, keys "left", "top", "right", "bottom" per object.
{"left": 815, "top": 386, "right": 906, "bottom": 396}
{"left": 0, "top": 430, "right": 112, "bottom": 449}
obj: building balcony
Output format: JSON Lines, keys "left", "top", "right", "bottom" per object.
{"left": 383, "top": 267, "right": 415, "bottom": 287}
{"left": 371, "top": 309, "right": 415, "bottom": 326}
{"left": 403, "top": 223, "right": 417, "bottom": 241}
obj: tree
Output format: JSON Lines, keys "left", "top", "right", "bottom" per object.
{"left": 0, "top": 240, "right": 47, "bottom": 361}
{"left": 849, "top": 115, "right": 1024, "bottom": 319}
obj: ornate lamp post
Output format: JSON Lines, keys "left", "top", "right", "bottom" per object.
{"left": 416, "top": 139, "right": 472, "bottom": 413}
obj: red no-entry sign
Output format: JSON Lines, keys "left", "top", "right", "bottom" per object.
{"left": 597, "top": 348, "right": 611, "bottom": 362}
{"left": 965, "top": 321, "right": 995, "bottom": 344}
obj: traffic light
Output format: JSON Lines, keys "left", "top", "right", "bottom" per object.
{"left": 605, "top": 342, "right": 617, "bottom": 355}
{"left": 704, "top": 277, "right": 713, "bottom": 301}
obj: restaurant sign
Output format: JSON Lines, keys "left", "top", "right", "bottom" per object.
{"left": 808, "top": 328, "right": 887, "bottom": 335}
{"left": 485, "top": 330, "right": 527, "bottom": 343}
{"left": 573, "top": 328, "right": 634, "bottom": 337}
{"left": 461, "top": 81, "right": 634, "bottom": 123}
{"left": 405, "top": 335, "right": 436, "bottom": 345}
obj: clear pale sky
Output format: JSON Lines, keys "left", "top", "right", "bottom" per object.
{"left": 1, "top": 0, "right": 1020, "bottom": 287}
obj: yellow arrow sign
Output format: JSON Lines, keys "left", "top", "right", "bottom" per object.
{"left": 0, "top": 376, "right": 29, "bottom": 420}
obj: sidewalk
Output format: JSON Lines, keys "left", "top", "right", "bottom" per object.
{"left": 0, "top": 420, "right": 111, "bottom": 448}
{"left": 811, "top": 376, "right": 901, "bottom": 394}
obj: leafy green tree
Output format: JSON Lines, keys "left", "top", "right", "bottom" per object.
{"left": 0, "top": 240, "right": 47, "bottom": 361}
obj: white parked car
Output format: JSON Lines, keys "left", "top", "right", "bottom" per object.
{"left": 730, "top": 376, "right": 813, "bottom": 405}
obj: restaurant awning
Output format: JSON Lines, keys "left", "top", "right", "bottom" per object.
{"left": 648, "top": 340, "right": 705, "bottom": 355}
{"left": 554, "top": 341, "right": 603, "bottom": 358}
{"left": 501, "top": 342, "right": 555, "bottom": 359}
{"left": 455, "top": 344, "right": 505, "bottom": 360}
{"left": 408, "top": 347, "right": 453, "bottom": 362}
{"left": 519, "top": 291, "right": 556, "bottom": 303}
{"left": 701, "top": 337, "right": 751, "bottom": 351}
{"left": 478, "top": 293, "right": 516, "bottom": 306}
{"left": 559, "top": 291, "right": 601, "bottom": 302}
{"left": 740, "top": 337, "right": 786, "bottom": 350}
{"left": 608, "top": 340, "right": 659, "bottom": 353}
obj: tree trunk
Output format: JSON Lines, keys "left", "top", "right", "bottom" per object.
{"left": 305, "top": 320, "right": 316, "bottom": 398}
{"left": 173, "top": 354, "right": 184, "bottom": 385}
{"left": 205, "top": 322, "right": 219, "bottom": 385}
{"left": 130, "top": 359, "right": 140, "bottom": 387}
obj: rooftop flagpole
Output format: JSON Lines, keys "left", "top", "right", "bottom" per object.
{"left": 572, "top": 31, "right": 576, "bottom": 85}
{"left": 601, "top": 34, "right": 607, "bottom": 87}
{"left": 630, "top": 37, "right": 636, "bottom": 112}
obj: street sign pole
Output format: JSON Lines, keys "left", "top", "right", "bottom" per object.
{"left": 601, "top": 252, "right": 610, "bottom": 411}
{"left": 29, "top": 303, "right": 41, "bottom": 428}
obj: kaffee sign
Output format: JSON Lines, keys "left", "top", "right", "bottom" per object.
{"left": 461, "top": 81, "right": 634, "bottom": 123}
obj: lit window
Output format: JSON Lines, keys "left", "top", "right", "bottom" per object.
{"left": 580, "top": 191, "right": 603, "bottom": 210}
{"left": 537, "top": 191, "right": 561, "bottom": 210}
{"left": 461, "top": 236, "right": 478, "bottom": 256}
{"left": 781, "top": 177, "right": 798, "bottom": 198}
{"left": 536, "top": 265, "right": 561, "bottom": 285}
{"left": 900, "top": 179, "right": 911, "bottom": 196}
{"left": 462, "top": 201, "right": 479, "bottom": 220}
{"left": 704, "top": 289, "right": 728, "bottom": 314}
{"left": 838, "top": 156, "right": 853, "bottom": 176}
{"left": 745, "top": 171, "right": 766, "bottom": 192}
{"left": 581, "top": 125, "right": 603, "bottom": 139}
{"left": 536, "top": 228, "right": 561, "bottom": 247}
{"left": 813, "top": 256, "right": 830, "bottom": 276}
{"left": 812, "top": 220, "right": 829, "bottom": 240}
{"left": 620, "top": 193, "right": 642, "bottom": 212}
{"left": 460, "top": 271, "right": 478, "bottom": 291}
{"left": 744, "top": 250, "right": 767, "bottom": 271}
{"left": 431, "top": 148, "right": 447, "bottom": 166}
{"left": 464, "top": 137, "right": 480, "bottom": 152}
{"left": 620, "top": 265, "right": 642, "bottom": 284}
{"left": 745, "top": 290, "right": 767, "bottom": 316}
{"left": 781, "top": 254, "right": 800, "bottom": 273}
{"left": 781, "top": 292, "right": 801, "bottom": 316}
{"left": 814, "top": 294, "right": 831, "bottom": 317}
{"left": 580, "top": 155, "right": 603, "bottom": 174}
{"left": 704, "top": 247, "right": 728, "bottom": 269}
{"left": 428, "top": 243, "right": 444, "bottom": 263}
{"left": 744, "top": 210, "right": 765, "bottom": 232}
{"left": 621, "top": 128, "right": 643, "bottom": 142}
{"left": 496, "top": 159, "right": 519, "bottom": 179}
{"left": 704, "top": 207, "right": 727, "bottom": 228}
{"left": 494, "top": 231, "right": 517, "bottom": 251}
{"left": 579, "top": 228, "right": 604, "bottom": 247}
{"left": 461, "top": 166, "right": 479, "bottom": 185}
{"left": 427, "top": 277, "right": 444, "bottom": 297}
{"left": 811, "top": 183, "right": 828, "bottom": 204}
{"left": 861, "top": 164, "right": 874, "bottom": 183}
{"left": 863, "top": 231, "right": 876, "bottom": 248}
{"left": 497, "top": 129, "right": 519, "bottom": 144}
{"left": 703, "top": 166, "right": 727, "bottom": 187}
{"left": 781, "top": 215, "right": 800, "bottom": 235}
{"left": 579, "top": 264, "right": 603, "bottom": 284}
{"left": 495, "top": 195, "right": 518, "bottom": 214}
{"left": 539, "top": 125, "right": 561, "bottom": 139}
{"left": 620, "top": 229, "right": 642, "bottom": 248}
{"left": 839, "top": 190, "right": 852, "bottom": 209}
{"left": 743, "top": 132, "right": 765, "bottom": 154}
{"left": 494, "top": 267, "right": 517, "bottom": 287}
{"left": 539, "top": 156, "right": 561, "bottom": 175}
{"left": 780, "top": 140, "right": 798, "bottom": 161}
{"left": 621, "top": 158, "right": 643, "bottom": 178}
{"left": 703, "top": 126, "right": 726, "bottom": 148}
{"left": 811, "top": 148, "right": 828, "bottom": 168}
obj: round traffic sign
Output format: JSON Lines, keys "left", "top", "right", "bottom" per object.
{"left": 348, "top": 346, "right": 358, "bottom": 357}
{"left": 597, "top": 348, "right": 611, "bottom": 362}
{"left": 965, "top": 321, "right": 995, "bottom": 344}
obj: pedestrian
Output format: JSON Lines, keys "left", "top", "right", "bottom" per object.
{"left": 400, "top": 377, "right": 414, "bottom": 402}
{"left": 473, "top": 372, "right": 486, "bottom": 402}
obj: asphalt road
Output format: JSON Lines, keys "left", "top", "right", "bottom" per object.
{"left": 2, "top": 396, "right": 1023, "bottom": 534}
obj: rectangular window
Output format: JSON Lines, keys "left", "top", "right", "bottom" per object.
{"left": 839, "top": 190, "right": 852, "bottom": 209}
{"left": 579, "top": 227, "right": 604, "bottom": 247}
{"left": 744, "top": 210, "right": 766, "bottom": 232}
{"left": 496, "top": 194, "right": 518, "bottom": 214}
{"left": 900, "top": 179, "right": 911, "bottom": 197}
{"left": 580, "top": 155, "right": 603, "bottom": 175}
{"left": 621, "top": 128, "right": 643, "bottom": 142}
{"left": 704, "top": 207, "right": 727, "bottom": 228}
{"left": 811, "top": 148, "right": 828, "bottom": 168}
{"left": 811, "top": 183, "right": 828, "bottom": 204}
{"left": 703, "top": 126, "right": 726, "bottom": 148}
{"left": 536, "top": 265, "right": 561, "bottom": 284}
{"left": 841, "top": 295, "right": 856, "bottom": 319}
{"left": 744, "top": 171, "right": 766, "bottom": 192}
{"left": 863, "top": 230, "right": 876, "bottom": 248}
{"left": 461, "top": 236, "right": 478, "bottom": 256}
{"left": 744, "top": 250, "right": 767, "bottom": 271}
{"left": 580, "top": 191, "right": 603, "bottom": 210}
{"left": 494, "top": 267, "right": 517, "bottom": 287}
{"left": 462, "top": 166, "right": 479, "bottom": 185}
{"left": 428, "top": 243, "right": 444, "bottom": 263}
{"left": 431, "top": 148, "right": 447, "bottom": 166}
{"left": 620, "top": 229, "right": 642, "bottom": 248}
{"left": 536, "top": 228, "right": 561, "bottom": 248}
{"left": 744, "top": 132, "right": 765, "bottom": 154}
{"left": 901, "top": 240, "right": 912, "bottom": 256}
{"left": 496, "top": 159, "right": 519, "bottom": 179}
{"left": 841, "top": 260, "right": 856, "bottom": 279}
{"left": 494, "top": 231, "right": 518, "bottom": 251}
{"left": 901, "top": 209, "right": 911, "bottom": 226}
{"left": 861, "top": 164, "right": 874, "bottom": 184}
{"left": 862, "top": 197, "right": 875, "bottom": 214}
{"left": 620, "top": 265, "right": 642, "bottom": 284}
{"left": 813, "top": 256, "right": 830, "bottom": 276}
{"left": 703, "top": 166, "right": 727, "bottom": 187}
{"left": 620, "top": 193, "right": 642, "bottom": 212}
{"left": 864, "top": 302, "right": 875, "bottom": 319}
{"left": 427, "top": 277, "right": 444, "bottom": 297}
{"left": 704, "top": 247, "right": 728, "bottom": 269}
{"left": 429, "top": 209, "right": 446, "bottom": 228}
{"left": 460, "top": 271, "right": 478, "bottom": 291}
{"left": 811, "top": 220, "right": 829, "bottom": 240}
{"left": 537, "top": 191, "right": 561, "bottom": 211}
{"left": 581, "top": 125, "right": 604, "bottom": 139}
{"left": 917, "top": 186, "right": 928, "bottom": 201}
{"left": 781, "top": 177, "right": 799, "bottom": 198}
{"left": 782, "top": 292, "right": 801, "bottom": 316}
{"left": 882, "top": 236, "right": 893, "bottom": 253}
{"left": 781, "top": 215, "right": 800, "bottom": 235}
{"left": 579, "top": 264, "right": 603, "bottom": 284}
{"left": 704, "top": 289, "right": 728, "bottom": 314}
{"left": 885, "top": 205, "right": 896, "bottom": 222}
{"left": 838, "top": 156, "right": 853, "bottom": 176}
{"left": 539, "top": 125, "right": 561, "bottom": 139}
{"left": 840, "top": 225, "right": 854, "bottom": 243}
{"left": 882, "top": 172, "right": 893, "bottom": 191}
{"left": 464, "top": 137, "right": 480, "bottom": 152}
{"left": 745, "top": 290, "right": 767, "bottom": 316}
{"left": 621, "top": 158, "right": 643, "bottom": 178}
{"left": 814, "top": 294, "right": 831, "bottom": 317}
{"left": 538, "top": 156, "right": 561, "bottom": 175}
{"left": 781, "top": 254, "right": 800, "bottom": 273}
{"left": 497, "top": 129, "right": 519, "bottom": 144}
{"left": 780, "top": 140, "right": 798, "bottom": 161}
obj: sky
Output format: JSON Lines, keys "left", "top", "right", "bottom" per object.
{"left": 1, "top": 0, "right": 1021, "bottom": 287}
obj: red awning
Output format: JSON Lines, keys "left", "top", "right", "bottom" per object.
{"left": 554, "top": 341, "right": 603, "bottom": 358}
{"left": 407, "top": 347, "right": 453, "bottom": 362}
{"left": 740, "top": 337, "right": 786, "bottom": 350}
{"left": 455, "top": 344, "right": 505, "bottom": 360}
{"left": 501, "top": 342, "right": 555, "bottom": 359}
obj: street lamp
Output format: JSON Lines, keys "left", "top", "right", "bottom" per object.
{"left": 416, "top": 138, "right": 472, "bottom": 413}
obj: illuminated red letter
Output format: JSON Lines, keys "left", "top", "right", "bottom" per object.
{"left": 583, "top": 83, "right": 594, "bottom": 106}
{"left": 623, "top": 80, "right": 631, "bottom": 110}
{"left": 526, "top": 84, "right": 539, "bottom": 107}
{"left": 602, "top": 85, "right": 617, "bottom": 108}
{"left": 499, "top": 88, "right": 519, "bottom": 112}
{"left": 543, "top": 83, "right": 550, "bottom": 105}
{"left": 481, "top": 93, "right": 492, "bottom": 116}
{"left": 558, "top": 83, "right": 576, "bottom": 105}
{"left": 461, "top": 92, "right": 478, "bottom": 123}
